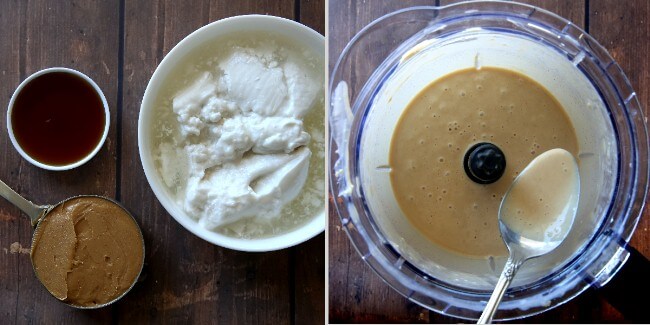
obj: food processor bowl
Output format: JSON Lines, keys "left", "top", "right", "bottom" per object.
{"left": 329, "top": 1, "right": 648, "bottom": 320}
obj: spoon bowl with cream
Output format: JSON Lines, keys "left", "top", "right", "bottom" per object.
{"left": 478, "top": 148, "right": 580, "bottom": 323}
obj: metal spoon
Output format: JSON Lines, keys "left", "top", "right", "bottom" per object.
{"left": 478, "top": 149, "right": 580, "bottom": 323}
{"left": 0, "top": 179, "right": 145, "bottom": 309}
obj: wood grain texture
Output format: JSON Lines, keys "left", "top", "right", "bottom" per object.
{"left": 328, "top": 1, "right": 442, "bottom": 322}
{"left": 327, "top": 2, "right": 438, "bottom": 316}
{"left": 590, "top": 0, "right": 650, "bottom": 261}
{"left": 0, "top": 1, "right": 27, "bottom": 323}
{"left": 440, "top": 0, "right": 585, "bottom": 27}
{"left": 119, "top": 0, "right": 324, "bottom": 323}
{"left": 294, "top": 1, "right": 326, "bottom": 324}
{"left": 301, "top": 0, "right": 325, "bottom": 35}
{"left": 328, "top": 0, "right": 649, "bottom": 323}
{"left": 0, "top": 0, "right": 324, "bottom": 324}
{"left": 0, "top": 0, "right": 119, "bottom": 323}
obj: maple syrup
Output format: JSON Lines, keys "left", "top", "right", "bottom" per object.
{"left": 11, "top": 71, "right": 106, "bottom": 166}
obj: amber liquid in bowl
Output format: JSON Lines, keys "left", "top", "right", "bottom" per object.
{"left": 11, "top": 72, "right": 105, "bottom": 166}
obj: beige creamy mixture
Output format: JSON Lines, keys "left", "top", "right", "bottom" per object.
{"left": 389, "top": 67, "right": 579, "bottom": 258}
{"left": 31, "top": 197, "right": 144, "bottom": 307}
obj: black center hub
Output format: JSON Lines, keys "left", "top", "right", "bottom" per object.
{"left": 464, "top": 142, "right": 506, "bottom": 184}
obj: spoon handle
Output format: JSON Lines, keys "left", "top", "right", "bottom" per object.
{"left": 477, "top": 256, "right": 524, "bottom": 324}
{"left": 0, "top": 179, "right": 47, "bottom": 226}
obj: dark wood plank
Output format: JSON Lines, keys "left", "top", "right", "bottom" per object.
{"left": 328, "top": 2, "right": 440, "bottom": 322}
{"left": 294, "top": 1, "right": 326, "bottom": 324}
{"left": 588, "top": 1, "right": 650, "bottom": 323}
{"left": 208, "top": 0, "right": 294, "bottom": 20}
{"left": 301, "top": 0, "right": 325, "bottom": 35}
{"left": 119, "top": 0, "right": 324, "bottom": 323}
{"left": 293, "top": 233, "right": 326, "bottom": 324}
{"left": 328, "top": 0, "right": 436, "bottom": 73}
{"left": 0, "top": 1, "right": 27, "bottom": 323}
{"left": 526, "top": 0, "right": 649, "bottom": 323}
{"left": 18, "top": 0, "right": 120, "bottom": 201}
{"left": 441, "top": 0, "right": 585, "bottom": 28}
{"left": 590, "top": 0, "right": 650, "bottom": 260}
{"left": 0, "top": 0, "right": 119, "bottom": 323}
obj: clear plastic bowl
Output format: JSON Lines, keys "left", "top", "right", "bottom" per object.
{"left": 329, "top": 1, "right": 648, "bottom": 320}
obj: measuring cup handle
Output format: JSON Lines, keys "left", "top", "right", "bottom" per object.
{"left": 0, "top": 179, "right": 47, "bottom": 226}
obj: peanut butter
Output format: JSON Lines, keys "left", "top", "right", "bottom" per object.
{"left": 31, "top": 197, "right": 144, "bottom": 307}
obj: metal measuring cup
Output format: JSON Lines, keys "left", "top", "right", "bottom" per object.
{"left": 0, "top": 179, "right": 145, "bottom": 309}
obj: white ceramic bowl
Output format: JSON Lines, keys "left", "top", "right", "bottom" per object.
{"left": 138, "top": 15, "right": 325, "bottom": 252}
{"left": 7, "top": 67, "right": 110, "bottom": 171}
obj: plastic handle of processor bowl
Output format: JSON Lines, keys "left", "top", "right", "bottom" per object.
{"left": 0, "top": 179, "right": 46, "bottom": 226}
{"left": 330, "top": 81, "right": 354, "bottom": 197}
{"left": 592, "top": 244, "right": 649, "bottom": 322}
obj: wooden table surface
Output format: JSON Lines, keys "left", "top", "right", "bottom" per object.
{"left": 0, "top": 0, "right": 324, "bottom": 323}
{"left": 328, "top": 0, "right": 650, "bottom": 323}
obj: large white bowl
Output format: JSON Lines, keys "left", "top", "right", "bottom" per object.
{"left": 138, "top": 15, "right": 325, "bottom": 252}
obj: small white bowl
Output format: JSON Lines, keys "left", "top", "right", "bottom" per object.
{"left": 138, "top": 15, "right": 325, "bottom": 252}
{"left": 7, "top": 67, "right": 110, "bottom": 171}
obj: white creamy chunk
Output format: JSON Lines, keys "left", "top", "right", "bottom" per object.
{"left": 219, "top": 50, "right": 287, "bottom": 116}
{"left": 209, "top": 114, "right": 310, "bottom": 165}
{"left": 159, "top": 41, "right": 321, "bottom": 229}
{"left": 185, "top": 147, "right": 311, "bottom": 229}
{"left": 278, "top": 58, "right": 321, "bottom": 117}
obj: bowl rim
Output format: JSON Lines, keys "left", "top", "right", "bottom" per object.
{"left": 138, "top": 14, "right": 325, "bottom": 252}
